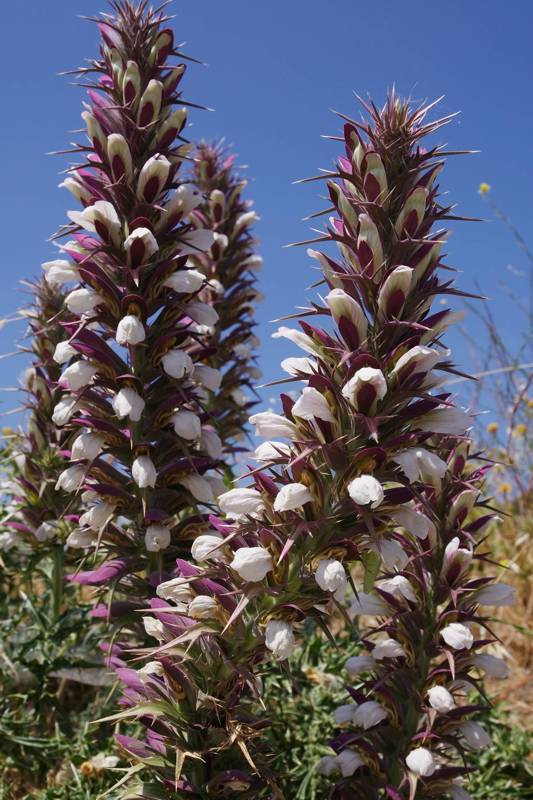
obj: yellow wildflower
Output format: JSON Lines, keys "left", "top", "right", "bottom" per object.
{"left": 478, "top": 182, "right": 491, "bottom": 195}
{"left": 486, "top": 422, "right": 499, "bottom": 434}
{"left": 499, "top": 482, "right": 511, "bottom": 495}
{"left": 513, "top": 423, "right": 527, "bottom": 437}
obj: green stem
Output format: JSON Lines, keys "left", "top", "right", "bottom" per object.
{"left": 52, "top": 543, "right": 64, "bottom": 621}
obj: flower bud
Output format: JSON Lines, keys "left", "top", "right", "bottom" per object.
{"left": 472, "top": 583, "right": 515, "bottom": 607}
{"left": 414, "top": 405, "right": 471, "bottom": 435}
{"left": 352, "top": 700, "right": 388, "bottom": 729}
{"left": 440, "top": 622, "right": 473, "bottom": 650}
{"left": 179, "top": 474, "right": 215, "bottom": 503}
{"left": 35, "top": 522, "right": 57, "bottom": 542}
{"left": 377, "top": 265, "right": 413, "bottom": 318}
{"left": 395, "top": 186, "right": 428, "bottom": 237}
{"left": 292, "top": 387, "right": 335, "bottom": 423}
{"left": 60, "top": 360, "right": 97, "bottom": 391}
{"left": 137, "top": 79, "right": 163, "bottom": 127}
{"left": 230, "top": 546, "right": 273, "bottom": 582}
{"left": 163, "top": 268, "right": 205, "bottom": 294}
{"left": 144, "top": 524, "right": 171, "bottom": 552}
{"left": 347, "top": 475, "right": 384, "bottom": 508}
{"left": 427, "top": 685, "right": 455, "bottom": 712}
{"left": 345, "top": 655, "right": 375, "bottom": 677}
{"left": 191, "top": 532, "right": 228, "bottom": 563}
{"left": 132, "top": 455, "right": 157, "bottom": 488}
{"left": 42, "top": 259, "right": 79, "bottom": 287}
{"left": 65, "top": 287, "right": 102, "bottom": 316}
{"left": 186, "top": 301, "right": 219, "bottom": 328}
{"left": 116, "top": 314, "right": 146, "bottom": 346}
{"left": 469, "top": 654, "right": 508, "bottom": 679}
{"left": 459, "top": 721, "right": 493, "bottom": 750}
{"left": 112, "top": 387, "right": 145, "bottom": 421}
{"left": 122, "top": 60, "right": 141, "bottom": 105}
{"left": 405, "top": 747, "right": 435, "bottom": 777}
{"left": 264, "top": 619, "right": 295, "bottom": 660}
{"left": 248, "top": 411, "right": 297, "bottom": 439}
{"left": 350, "top": 592, "right": 389, "bottom": 616}
{"left": 53, "top": 340, "right": 77, "bottom": 365}
{"left": 189, "top": 595, "right": 219, "bottom": 620}
{"left": 161, "top": 349, "right": 194, "bottom": 379}
{"left": 201, "top": 428, "right": 223, "bottom": 459}
{"left": 272, "top": 325, "right": 318, "bottom": 355}
{"left": 67, "top": 529, "right": 97, "bottom": 549}
{"left": 193, "top": 365, "right": 222, "bottom": 391}
{"left": 156, "top": 577, "right": 193, "bottom": 603}
{"left": 143, "top": 616, "right": 164, "bottom": 641}
{"left": 56, "top": 465, "right": 85, "bottom": 493}
{"left": 68, "top": 200, "right": 121, "bottom": 248}
{"left": 357, "top": 213, "right": 383, "bottom": 279}
{"left": 124, "top": 227, "right": 159, "bottom": 266}
{"left": 325, "top": 288, "right": 368, "bottom": 348}
{"left": 273, "top": 482, "right": 313, "bottom": 512}
{"left": 79, "top": 501, "right": 115, "bottom": 530}
{"left": 71, "top": 432, "right": 105, "bottom": 461}
{"left": 337, "top": 749, "right": 365, "bottom": 777}
{"left": 342, "top": 367, "right": 387, "bottom": 414}
{"left": 379, "top": 575, "right": 416, "bottom": 603}
{"left": 171, "top": 410, "right": 201, "bottom": 440}
{"left": 157, "top": 107, "right": 187, "bottom": 148}
{"left": 107, "top": 133, "right": 133, "bottom": 183}
{"left": 393, "top": 447, "right": 448, "bottom": 486}
{"left": 81, "top": 110, "right": 106, "bottom": 155}
{"left": 137, "top": 155, "right": 171, "bottom": 203}
{"left": 372, "top": 638, "right": 405, "bottom": 660}
{"left": 280, "top": 356, "right": 317, "bottom": 376}
{"left": 253, "top": 441, "right": 292, "bottom": 461}
{"left": 52, "top": 397, "right": 80, "bottom": 426}
{"left": 315, "top": 559, "right": 347, "bottom": 597}
{"left": 316, "top": 755, "right": 338, "bottom": 777}
{"left": 391, "top": 345, "right": 443, "bottom": 382}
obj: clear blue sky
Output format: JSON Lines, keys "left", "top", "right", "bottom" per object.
{"left": 1, "top": 0, "right": 532, "bottom": 423}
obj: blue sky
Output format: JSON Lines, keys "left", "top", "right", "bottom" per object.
{"left": 1, "top": 0, "right": 532, "bottom": 424}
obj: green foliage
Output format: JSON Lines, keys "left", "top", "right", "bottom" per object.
{"left": 467, "top": 715, "right": 533, "bottom": 800}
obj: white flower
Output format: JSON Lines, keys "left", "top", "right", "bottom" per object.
{"left": 427, "top": 685, "right": 455, "bottom": 712}
{"left": 165, "top": 183, "right": 202, "bottom": 218}
{"left": 265, "top": 619, "right": 295, "bottom": 660}
{"left": 351, "top": 592, "right": 389, "bottom": 616}
{"left": 162, "top": 349, "right": 194, "bottom": 379}
{"left": 53, "top": 340, "right": 78, "bottom": 365}
{"left": 164, "top": 268, "right": 205, "bottom": 293}
{"left": 66, "top": 528, "right": 97, "bottom": 548}
{"left": 315, "top": 559, "right": 347, "bottom": 599}
{"left": 132, "top": 455, "right": 157, "bottom": 488}
{"left": 253, "top": 441, "right": 292, "bottom": 461}
{"left": 0, "top": 531, "right": 18, "bottom": 551}
{"left": 191, "top": 532, "right": 228, "bottom": 563}
{"left": 144, "top": 524, "right": 171, "bottom": 552}
{"left": 171, "top": 410, "right": 201, "bottom": 440}
{"left": 231, "top": 546, "right": 273, "bottom": 582}
{"left": 34, "top": 522, "right": 57, "bottom": 542}
{"left": 124, "top": 227, "right": 159, "bottom": 263}
{"left": 232, "top": 388, "right": 250, "bottom": 406}
{"left": 52, "top": 397, "right": 79, "bottom": 426}
{"left": 353, "top": 700, "right": 388, "bottom": 729}
{"left": 273, "top": 482, "right": 313, "bottom": 512}
{"left": 345, "top": 655, "right": 375, "bottom": 677}
{"left": 79, "top": 501, "right": 115, "bottom": 531}
{"left": 373, "top": 638, "right": 405, "bottom": 660}
{"left": 179, "top": 474, "right": 215, "bottom": 503}
{"left": 469, "top": 653, "right": 508, "bottom": 679}
{"left": 143, "top": 616, "right": 164, "bottom": 641}
{"left": 137, "top": 154, "right": 171, "bottom": 201}
{"left": 188, "top": 594, "right": 218, "bottom": 619}
{"left": 341, "top": 367, "right": 387, "bottom": 413}
{"left": 65, "top": 287, "right": 102, "bottom": 316}
{"left": 325, "top": 288, "right": 368, "bottom": 342}
{"left": 392, "top": 345, "right": 443, "bottom": 379}
{"left": 442, "top": 537, "right": 473, "bottom": 575}
{"left": 440, "top": 622, "right": 473, "bottom": 650}
{"left": 280, "top": 356, "right": 317, "bottom": 376}
{"left": 55, "top": 466, "right": 85, "bottom": 493}
{"left": 193, "top": 365, "right": 222, "bottom": 391}
{"left": 186, "top": 301, "right": 219, "bottom": 328}
{"left": 415, "top": 406, "right": 471, "bottom": 435}
{"left": 272, "top": 325, "right": 318, "bottom": 355}
{"left": 42, "top": 259, "right": 79, "bottom": 287}
{"left": 406, "top": 747, "right": 436, "bottom": 777}
{"left": 316, "top": 755, "right": 338, "bottom": 777}
{"left": 347, "top": 475, "right": 384, "bottom": 508}
{"left": 112, "top": 387, "right": 145, "bottom": 421}
{"left": 450, "top": 785, "right": 472, "bottom": 800}
{"left": 218, "top": 487, "right": 265, "bottom": 518}
{"left": 472, "top": 583, "right": 515, "bottom": 607}
{"left": 71, "top": 432, "right": 105, "bottom": 461}
{"left": 115, "top": 315, "right": 146, "bottom": 346}
{"left": 201, "top": 427, "right": 223, "bottom": 459}
{"left": 156, "top": 577, "right": 193, "bottom": 603}
{"left": 68, "top": 200, "right": 121, "bottom": 245}
{"left": 459, "top": 721, "right": 493, "bottom": 750}
{"left": 60, "top": 360, "right": 97, "bottom": 391}
{"left": 379, "top": 575, "right": 416, "bottom": 603}
{"left": 374, "top": 538, "right": 408, "bottom": 570}
{"left": 391, "top": 505, "right": 435, "bottom": 539}
{"left": 248, "top": 411, "right": 298, "bottom": 439}
{"left": 337, "top": 749, "right": 365, "bottom": 777}
{"left": 334, "top": 703, "right": 356, "bottom": 725}
{"left": 393, "top": 447, "right": 448, "bottom": 486}
{"left": 292, "top": 386, "right": 335, "bottom": 423}
{"left": 180, "top": 229, "right": 215, "bottom": 256}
